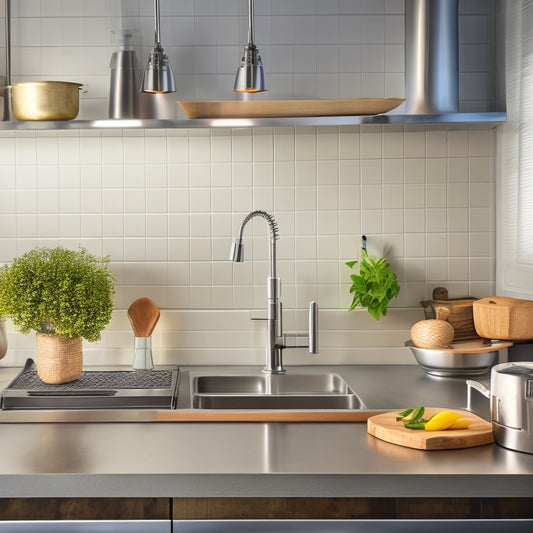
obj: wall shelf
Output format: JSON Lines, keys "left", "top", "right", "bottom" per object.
{"left": 0, "top": 112, "right": 506, "bottom": 131}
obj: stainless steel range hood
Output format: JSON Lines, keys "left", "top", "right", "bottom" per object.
{"left": 404, "top": 0, "right": 459, "bottom": 114}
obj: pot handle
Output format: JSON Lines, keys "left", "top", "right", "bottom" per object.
{"left": 466, "top": 378, "right": 490, "bottom": 398}
{"left": 466, "top": 378, "right": 490, "bottom": 412}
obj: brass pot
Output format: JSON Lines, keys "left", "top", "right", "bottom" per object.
{"left": 9, "top": 81, "right": 82, "bottom": 121}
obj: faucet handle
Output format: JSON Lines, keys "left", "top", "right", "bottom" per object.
{"left": 309, "top": 301, "right": 319, "bottom": 354}
{"left": 283, "top": 301, "right": 319, "bottom": 354}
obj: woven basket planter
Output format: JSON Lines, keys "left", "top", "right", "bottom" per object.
{"left": 36, "top": 333, "right": 83, "bottom": 384}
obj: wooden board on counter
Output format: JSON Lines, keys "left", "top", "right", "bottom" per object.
{"left": 367, "top": 408, "right": 494, "bottom": 450}
{"left": 0, "top": 409, "right": 386, "bottom": 424}
{"left": 155, "top": 409, "right": 384, "bottom": 423}
{"left": 178, "top": 98, "right": 405, "bottom": 119}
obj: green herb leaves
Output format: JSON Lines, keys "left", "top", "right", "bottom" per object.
{"left": 346, "top": 249, "right": 400, "bottom": 320}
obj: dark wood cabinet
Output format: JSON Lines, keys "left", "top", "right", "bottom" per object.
{"left": 0, "top": 497, "right": 532, "bottom": 521}
{"left": 172, "top": 497, "right": 533, "bottom": 520}
{"left": 0, "top": 498, "right": 169, "bottom": 521}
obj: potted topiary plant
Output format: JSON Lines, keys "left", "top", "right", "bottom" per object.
{"left": 0, "top": 246, "right": 115, "bottom": 384}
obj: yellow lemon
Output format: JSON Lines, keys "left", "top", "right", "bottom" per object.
{"left": 424, "top": 411, "right": 463, "bottom": 431}
{"left": 448, "top": 419, "right": 472, "bottom": 430}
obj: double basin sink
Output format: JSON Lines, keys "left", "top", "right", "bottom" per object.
{"left": 188, "top": 371, "right": 365, "bottom": 410}
{"left": 1, "top": 362, "right": 365, "bottom": 412}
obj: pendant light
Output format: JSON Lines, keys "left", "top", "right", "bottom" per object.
{"left": 234, "top": 0, "right": 266, "bottom": 93}
{"left": 140, "top": 0, "right": 175, "bottom": 94}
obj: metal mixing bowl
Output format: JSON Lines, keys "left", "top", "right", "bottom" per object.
{"left": 405, "top": 340, "right": 499, "bottom": 377}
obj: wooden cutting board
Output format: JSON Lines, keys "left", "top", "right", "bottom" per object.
{"left": 178, "top": 98, "right": 405, "bottom": 119}
{"left": 367, "top": 408, "right": 494, "bottom": 450}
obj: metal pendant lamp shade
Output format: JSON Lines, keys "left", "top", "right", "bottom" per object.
{"left": 141, "top": 0, "right": 175, "bottom": 94}
{"left": 234, "top": 0, "right": 266, "bottom": 93}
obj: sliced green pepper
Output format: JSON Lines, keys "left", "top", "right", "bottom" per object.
{"left": 404, "top": 422, "right": 427, "bottom": 430}
{"left": 396, "top": 407, "right": 414, "bottom": 421}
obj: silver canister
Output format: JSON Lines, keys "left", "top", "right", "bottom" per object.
{"left": 108, "top": 32, "right": 139, "bottom": 119}
{"left": 404, "top": 0, "right": 459, "bottom": 113}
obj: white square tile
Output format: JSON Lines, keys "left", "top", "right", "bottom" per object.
{"left": 15, "top": 138, "right": 37, "bottom": 167}
{"left": 274, "top": 130, "right": 295, "bottom": 161}
{"left": 447, "top": 208, "right": 469, "bottom": 233}
{"left": 404, "top": 209, "right": 425, "bottom": 233}
{"left": 274, "top": 161, "right": 295, "bottom": 186}
{"left": 404, "top": 158, "right": 425, "bottom": 183}
{"left": 360, "top": 128, "right": 382, "bottom": 159}
{"left": 382, "top": 184, "right": 403, "bottom": 209}
{"left": 382, "top": 209, "right": 403, "bottom": 234}
{"left": 252, "top": 162, "right": 273, "bottom": 187}
{"left": 426, "top": 209, "right": 447, "bottom": 233}
{"left": 317, "top": 210, "right": 339, "bottom": 235}
{"left": 426, "top": 258, "right": 447, "bottom": 281}
{"left": 124, "top": 214, "right": 146, "bottom": 238}
{"left": 59, "top": 189, "right": 81, "bottom": 214}
{"left": 382, "top": 130, "right": 403, "bottom": 158}
{"left": 362, "top": 15, "right": 384, "bottom": 44}
{"left": 427, "top": 184, "right": 447, "bottom": 208}
{"left": 404, "top": 129, "right": 426, "bottom": 158}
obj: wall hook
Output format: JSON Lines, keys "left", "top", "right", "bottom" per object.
{"left": 361, "top": 235, "right": 367, "bottom": 252}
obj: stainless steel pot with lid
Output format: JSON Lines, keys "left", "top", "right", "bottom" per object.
{"left": 468, "top": 362, "right": 533, "bottom": 454}
{"left": 491, "top": 362, "right": 533, "bottom": 454}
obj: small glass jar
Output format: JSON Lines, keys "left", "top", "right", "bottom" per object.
{"left": 132, "top": 336, "right": 153, "bottom": 370}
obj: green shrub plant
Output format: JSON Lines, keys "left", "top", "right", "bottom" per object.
{"left": 0, "top": 246, "right": 115, "bottom": 342}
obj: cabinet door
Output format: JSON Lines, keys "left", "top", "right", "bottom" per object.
{"left": 0, "top": 520, "right": 170, "bottom": 532}
{"left": 172, "top": 520, "right": 533, "bottom": 532}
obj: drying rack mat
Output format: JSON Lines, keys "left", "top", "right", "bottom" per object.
{"left": 7, "top": 369, "right": 174, "bottom": 391}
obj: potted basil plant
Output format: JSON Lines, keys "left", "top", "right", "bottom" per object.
{"left": 0, "top": 247, "right": 115, "bottom": 384}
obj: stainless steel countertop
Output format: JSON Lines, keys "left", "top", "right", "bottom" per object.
{"left": 0, "top": 363, "right": 531, "bottom": 499}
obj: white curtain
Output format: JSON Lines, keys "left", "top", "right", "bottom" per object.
{"left": 497, "top": 0, "right": 533, "bottom": 296}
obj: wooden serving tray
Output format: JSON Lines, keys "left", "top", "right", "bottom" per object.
{"left": 367, "top": 408, "right": 494, "bottom": 450}
{"left": 178, "top": 98, "right": 405, "bottom": 119}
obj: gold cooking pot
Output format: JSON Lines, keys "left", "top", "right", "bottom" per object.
{"left": 9, "top": 81, "right": 83, "bottom": 121}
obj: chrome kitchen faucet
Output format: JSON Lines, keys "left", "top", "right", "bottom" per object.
{"left": 230, "top": 210, "right": 319, "bottom": 374}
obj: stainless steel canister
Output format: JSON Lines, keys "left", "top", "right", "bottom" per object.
{"left": 108, "top": 38, "right": 139, "bottom": 119}
{"left": 404, "top": 0, "right": 459, "bottom": 113}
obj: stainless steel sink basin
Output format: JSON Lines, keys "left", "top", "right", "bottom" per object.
{"left": 191, "top": 373, "right": 365, "bottom": 410}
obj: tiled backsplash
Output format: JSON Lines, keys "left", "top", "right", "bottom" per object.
{"left": 0, "top": 125, "right": 497, "bottom": 310}
{"left": 0, "top": 0, "right": 499, "bottom": 365}
{"left": 0, "top": 124, "right": 497, "bottom": 365}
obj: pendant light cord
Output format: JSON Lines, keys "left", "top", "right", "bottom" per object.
{"left": 247, "top": 0, "right": 255, "bottom": 47}
{"left": 154, "top": 0, "right": 161, "bottom": 47}
{"left": 5, "top": 0, "right": 11, "bottom": 85}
